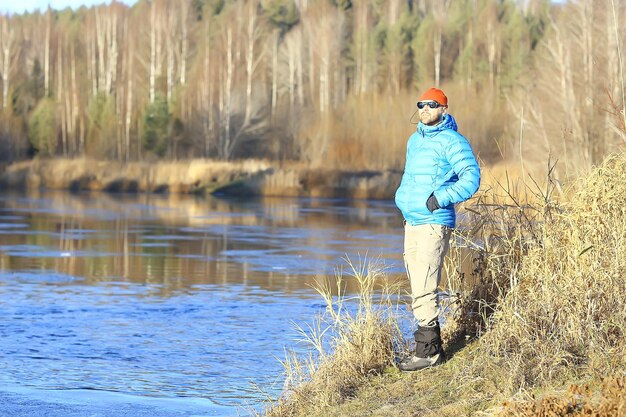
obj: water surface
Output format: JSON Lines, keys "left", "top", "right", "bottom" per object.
{"left": 0, "top": 191, "right": 406, "bottom": 415}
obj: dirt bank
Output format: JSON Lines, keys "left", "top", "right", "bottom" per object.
{"left": 0, "top": 158, "right": 402, "bottom": 199}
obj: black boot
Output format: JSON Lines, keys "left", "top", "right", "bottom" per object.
{"left": 398, "top": 322, "right": 446, "bottom": 371}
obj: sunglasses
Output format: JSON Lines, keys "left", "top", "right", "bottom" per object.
{"left": 417, "top": 101, "right": 442, "bottom": 109}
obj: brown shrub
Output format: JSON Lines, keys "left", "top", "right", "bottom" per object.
{"left": 495, "top": 375, "right": 626, "bottom": 416}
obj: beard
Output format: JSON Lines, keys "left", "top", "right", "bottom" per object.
{"left": 420, "top": 113, "right": 442, "bottom": 126}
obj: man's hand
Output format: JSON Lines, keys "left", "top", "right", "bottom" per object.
{"left": 426, "top": 194, "right": 440, "bottom": 212}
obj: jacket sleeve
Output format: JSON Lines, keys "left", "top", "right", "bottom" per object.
{"left": 433, "top": 134, "right": 480, "bottom": 207}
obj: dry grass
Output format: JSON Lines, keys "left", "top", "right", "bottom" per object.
{"left": 261, "top": 152, "right": 626, "bottom": 416}
{"left": 473, "top": 153, "right": 626, "bottom": 392}
{"left": 260, "top": 259, "right": 405, "bottom": 416}
{"left": 0, "top": 157, "right": 403, "bottom": 198}
{"left": 440, "top": 158, "right": 562, "bottom": 346}
{"left": 0, "top": 157, "right": 273, "bottom": 193}
{"left": 494, "top": 375, "right": 626, "bottom": 416}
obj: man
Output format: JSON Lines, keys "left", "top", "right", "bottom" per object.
{"left": 394, "top": 87, "right": 480, "bottom": 371}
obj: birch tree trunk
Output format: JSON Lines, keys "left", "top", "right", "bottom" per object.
{"left": 96, "top": 8, "right": 106, "bottom": 92}
{"left": 319, "top": 50, "right": 328, "bottom": 114}
{"left": 180, "top": 0, "right": 188, "bottom": 86}
{"left": 149, "top": 0, "right": 162, "bottom": 103}
{"left": 45, "top": 8, "right": 51, "bottom": 97}
{"left": 66, "top": 42, "right": 75, "bottom": 155}
{"left": 87, "top": 30, "right": 97, "bottom": 96}
{"left": 286, "top": 33, "right": 295, "bottom": 108}
{"left": 486, "top": 18, "right": 498, "bottom": 88}
{"left": 57, "top": 40, "right": 67, "bottom": 156}
{"left": 386, "top": 0, "right": 404, "bottom": 94}
{"left": 70, "top": 41, "right": 80, "bottom": 155}
{"left": 432, "top": 0, "right": 450, "bottom": 87}
{"left": 271, "top": 30, "right": 278, "bottom": 119}
{"left": 125, "top": 28, "right": 133, "bottom": 162}
{"left": 166, "top": 8, "right": 176, "bottom": 103}
{"left": 433, "top": 26, "right": 442, "bottom": 87}
{"left": 203, "top": 19, "right": 212, "bottom": 158}
{"left": 354, "top": 2, "right": 369, "bottom": 95}
{"left": 243, "top": 0, "right": 256, "bottom": 126}
{"left": 106, "top": 8, "right": 118, "bottom": 95}
{"left": 221, "top": 27, "right": 233, "bottom": 159}
{"left": 0, "top": 16, "right": 15, "bottom": 110}
{"left": 125, "top": 64, "right": 133, "bottom": 162}
{"left": 296, "top": 27, "right": 304, "bottom": 107}
{"left": 91, "top": 5, "right": 119, "bottom": 96}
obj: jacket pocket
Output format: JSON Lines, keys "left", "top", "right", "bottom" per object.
{"left": 407, "top": 189, "right": 432, "bottom": 216}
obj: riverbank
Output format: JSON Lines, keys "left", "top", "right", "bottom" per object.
{"left": 261, "top": 153, "right": 626, "bottom": 416}
{"left": 0, "top": 158, "right": 402, "bottom": 199}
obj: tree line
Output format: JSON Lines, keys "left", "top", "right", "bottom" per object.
{"left": 0, "top": 0, "right": 623, "bottom": 174}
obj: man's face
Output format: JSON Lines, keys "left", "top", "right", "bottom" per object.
{"left": 417, "top": 101, "right": 447, "bottom": 126}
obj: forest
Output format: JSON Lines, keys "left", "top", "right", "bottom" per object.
{"left": 0, "top": 0, "right": 624, "bottom": 176}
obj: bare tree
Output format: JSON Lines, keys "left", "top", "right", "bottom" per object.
{"left": 124, "top": 21, "right": 134, "bottom": 162}
{"left": 219, "top": 26, "right": 233, "bottom": 159}
{"left": 384, "top": 0, "right": 408, "bottom": 94}
{"left": 305, "top": 2, "right": 343, "bottom": 114}
{"left": 179, "top": 0, "right": 189, "bottom": 86}
{"left": 237, "top": 0, "right": 265, "bottom": 136}
{"left": 432, "top": 0, "right": 451, "bottom": 87}
{"left": 166, "top": 6, "right": 176, "bottom": 103}
{"left": 85, "top": 4, "right": 121, "bottom": 96}
{"left": 353, "top": 1, "right": 371, "bottom": 96}
{"left": 200, "top": 18, "right": 214, "bottom": 157}
{"left": 484, "top": 6, "right": 501, "bottom": 88}
{"left": 283, "top": 25, "right": 305, "bottom": 108}
{"left": 0, "top": 15, "right": 18, "bottom": 110}
{"left": 270, "top": 29, "right": 278, "bottom": 118}
{"left": 70, "top": 40, "right": 80, "bottom": 154}
{"left": 301, "top": 2, "right": 345, "bottom": 163}
{"left": 106, "top": 5, "right": 120, "bottom": 95}
{"left": 514, "top": 0, "right": 625, "bottom": 175}
{"left": 44, "top": 7, "right": 52, "bottom": 97}
{"left": 57, "top": 33, "right": 66, "bottom": 155}
{"left": 149, "top": 0, "right": 165, "bottom": 103}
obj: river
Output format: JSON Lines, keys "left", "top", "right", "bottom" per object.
{"left": 0, "top": 190, "right": 407, "bottom": 416}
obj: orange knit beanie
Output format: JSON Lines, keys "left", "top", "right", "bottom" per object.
{"left": 418, "top": 88, "right": 448, "bottom": 106}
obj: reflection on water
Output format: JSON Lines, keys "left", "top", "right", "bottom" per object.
{"left": 0, "top": 190, "right": 406, "bottom": 413}
{"left": 0, "top": 191, "right": 405, "bottom": 293}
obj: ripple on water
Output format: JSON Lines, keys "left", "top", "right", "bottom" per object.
{"left": 0, "top": 223, "right": 29, "bottom": 229}
{"left": 0, "top": 277, "right": 320, "bottom": 409}
{"left": 0, "top": 245, "right": 117, "bottom": 258}
{"left": 0, "top": 271, "right": 84, "bottom": 284}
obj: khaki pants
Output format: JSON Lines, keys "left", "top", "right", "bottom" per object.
{"left": 403, "top": 223, "right": 451, "bottom": 326}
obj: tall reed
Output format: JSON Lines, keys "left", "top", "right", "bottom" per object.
{"left": 441, "top": 160, "right": 562, "bottom": 346}
{"left": 261, "top": 258, "right": 404, "bottom": 416}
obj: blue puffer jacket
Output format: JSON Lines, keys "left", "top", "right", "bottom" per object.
{"left": 395, "top": 114, "right": 480, "bottom": 227}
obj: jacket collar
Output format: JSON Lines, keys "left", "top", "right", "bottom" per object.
{"left": 417, "top": 114, "right": 458, "bottom": 137}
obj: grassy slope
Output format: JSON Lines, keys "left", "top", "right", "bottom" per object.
{"left": 262, "top": 153, "right": 626, "bottom": 417}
